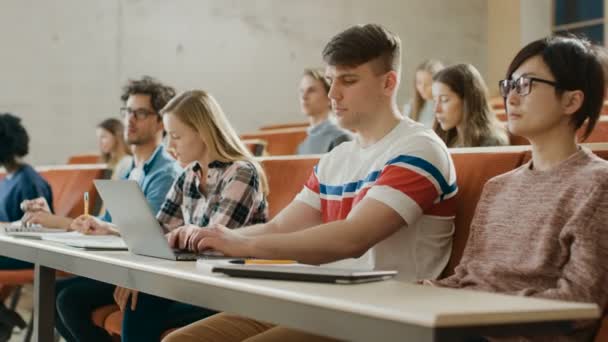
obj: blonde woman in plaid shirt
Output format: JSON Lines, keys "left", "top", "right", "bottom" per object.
{"left": 71, "top": 90, "right": 269, "bottom": 341}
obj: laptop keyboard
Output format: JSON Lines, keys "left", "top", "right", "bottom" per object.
{"left": 173, "top": 249, "right": 198, "bottom": 261}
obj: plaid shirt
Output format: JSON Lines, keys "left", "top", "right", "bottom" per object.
{"left": 157, "top": 160, "right": 268, "bottom": 232}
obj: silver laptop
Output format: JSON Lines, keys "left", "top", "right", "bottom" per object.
{"left": 94, "top": 180, "right": 199, "bottom": 261}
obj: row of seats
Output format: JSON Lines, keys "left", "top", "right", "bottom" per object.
{"left": 242, "top": 116, "right": 608, "bottom": 156}
{"left": 490, "top": 97, "right": 608, "bottom": 114}
{"left": 88, "top": 143, "right": 608, "bottom": 341}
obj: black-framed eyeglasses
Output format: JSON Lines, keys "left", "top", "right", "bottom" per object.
{"left": 120, "top": 107, "right": 156, "bottom": 120}
{"left": 498, "top": 76, "right": 559, "bottom": 98}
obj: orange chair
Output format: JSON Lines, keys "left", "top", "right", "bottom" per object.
{"left": 259, "top": 122, "right": 309, "bottom": 131}
{"left": 259, "top": 155, "right": 321, "bottom": 219}
{"left": 582, "top": 117, "right": 608, "bottom": 143}
{"left": 240, "top": 128, "right": 308, "bottom": 155}
{"left": 39, "top": 165, "right": 110, "bottom": 217}
{"left": 495, "top": 109, "right": 507, "bottom": 122}
{"left": 489, "top": 96, "right": 505, "bottom": 110}
{"left": 241, "top": 139, "right": 267, "bottom": 157}
{"left": 67, "top": 154, "right": 101, "bottom": 164}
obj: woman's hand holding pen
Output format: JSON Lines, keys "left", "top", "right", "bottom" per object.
{"left": 71, "top": 215, "right": 119, "bottom": 236}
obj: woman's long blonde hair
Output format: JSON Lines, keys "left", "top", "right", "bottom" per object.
{"left": 432, "top": 64, "right": 508, "bottom": 147}
{"left": 161, "top": 90, "right": 269, "bottom": 195}
{"left": 410, "top": 59, "right": 444, "bottom": 121}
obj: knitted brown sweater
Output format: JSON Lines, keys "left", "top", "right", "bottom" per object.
{"left": 434, "top": 148, "right": 608, "bottom": 341}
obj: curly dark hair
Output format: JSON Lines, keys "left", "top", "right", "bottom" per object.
{"left": 0, "top": 113, "right": 29, "bottom": 166}
{"left": 120, "top": 76, "right": 176, "bottom": 116}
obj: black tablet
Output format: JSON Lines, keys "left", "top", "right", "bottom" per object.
{"left": 212, "top": 265, "right": 397, "bottom": 284}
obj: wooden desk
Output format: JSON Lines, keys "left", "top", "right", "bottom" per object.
{"left": 0, "top": 235, "right": 599, "bottom": 342}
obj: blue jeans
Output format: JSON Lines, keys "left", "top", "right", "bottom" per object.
{"left": 55, "top": 276, "right": 216, "bottom": 342}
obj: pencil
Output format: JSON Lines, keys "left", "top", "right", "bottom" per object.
{"left": 84, "top": 192, "right": 89, "bottom": 216}
{"left": 229, "top": 259, "right": 297, "bottom": 265}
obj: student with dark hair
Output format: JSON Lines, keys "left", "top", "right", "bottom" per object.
{"left": 22, "top": 76, "right": 179, "bottom": 228}
{"left": 0, "top": 113, "right": 52, "bottom": 223}
{"left": 297, "top": 68, "right": 352, "bottom": 154}
{"left": 96, "top": 118, "right": 132, "bottom": 179}
{"left": 63, "top": 90, "right": 270, "bottom": 341}
{"left": 0, "top": 113, "right": 52, "bottom": 339}
{"left": 432, "top": 63, "right": 509, "bottom": 147}
{"left": 162, "top": 23, "right": 457, "bottom": 342}
{"left": 427, "top": 35, "right": 608, "bottom": 341}
{"left": 18, "top": 76, "right": 182, "bottom": 342}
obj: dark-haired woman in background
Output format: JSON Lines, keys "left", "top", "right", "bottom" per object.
{"left": 0, "top": 113, "right": 53, "bottom": 339}
{"left": 431, "top": 63, "right": 509, "bottom": 147}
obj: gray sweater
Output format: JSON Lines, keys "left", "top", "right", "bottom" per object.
{"left": 297, "top": 120, "right": 352, "bottom": 155}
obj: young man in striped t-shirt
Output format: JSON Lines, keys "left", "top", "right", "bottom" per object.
{"left": 163, "top": 23, "right": 457, "bottom": 342}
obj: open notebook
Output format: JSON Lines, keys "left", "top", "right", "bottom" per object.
{"left": 3, "top": 221, "right": 68, "bottom": 238}
{"left": 2, "top": 223, "right": 127, "bottom": 250}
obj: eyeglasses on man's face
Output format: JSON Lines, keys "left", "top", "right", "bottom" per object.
{"left": 498, "top": 76, "right": 558, "bottom": 98}
{"left": 120, "top": 107, "right": 156, "bottom": 120}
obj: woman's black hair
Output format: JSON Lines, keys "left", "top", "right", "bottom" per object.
{"left": 505, "top": 35, "right": 605, "bottom": 140}
{"left": 0, "top": 113, "right": 29, "bottom": 166}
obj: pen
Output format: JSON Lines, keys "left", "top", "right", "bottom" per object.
{"left": 229, "top": 259, "right": 297, "bottom": 265}
{"left": 84, "top": 192, "right": 89, "bottom": 216}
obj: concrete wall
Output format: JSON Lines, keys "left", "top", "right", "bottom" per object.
{"left": 0, "top": 0, "right": 487, "bottom": 165}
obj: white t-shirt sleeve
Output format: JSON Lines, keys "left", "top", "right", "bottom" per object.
{"left": 293, "top": 166, "right": 321, "bottom": 211}
{"left": 364, "top": 137, "right": 456, "bottom": 225}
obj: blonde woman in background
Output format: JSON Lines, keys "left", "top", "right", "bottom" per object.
{"left": 405, "top": 59, "right": 444, "bottom": 127}
{"left": 60, "top": 90, "right": 269, "bottom": 342}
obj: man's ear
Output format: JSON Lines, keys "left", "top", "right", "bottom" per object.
{"left": 383, "top": 70, "right": 399, "bottom": 96}
{"left": 562, "top": 90, "right": 584, "bottom": 116}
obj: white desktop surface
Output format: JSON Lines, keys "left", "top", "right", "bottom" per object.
{"left": 0, "top": 233, "right": 599, "bottom": 341}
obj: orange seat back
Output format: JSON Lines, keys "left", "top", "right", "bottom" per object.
{"left": 259, "top": 155, "right": 321, "bottom": 219}
{"left": 67, "top": 154, "right": 101, "bottom": 164}
{"left": 241, "top": 128, "right": 308, "bottom": 155}
{"left": 241, "top": 139, "right": 267, "bottom": 156}
{"left": 444, "top": 148, "right": 527, "bottom": 276}
{"left": 39, "top": 165, "right": 109, "bottom": 217}
{"left": 582, "top": 118, "right": 608, "bottom": 143}
{"left": 259, "top": 122, "right": 309, "bottom": 131}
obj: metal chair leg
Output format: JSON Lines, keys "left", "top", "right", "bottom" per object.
{"left": 22, "top": 312, "right": 32, "bottom": 342}
{"left": 8, "top": 286, "right": 22, "bottom": 311}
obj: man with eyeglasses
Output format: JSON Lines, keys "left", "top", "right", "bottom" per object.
{"left": 22, "top": 76, "right": 181, "bottom": 228}
{"left": 21, "top": 76, "right": 183, "bottom": 341}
